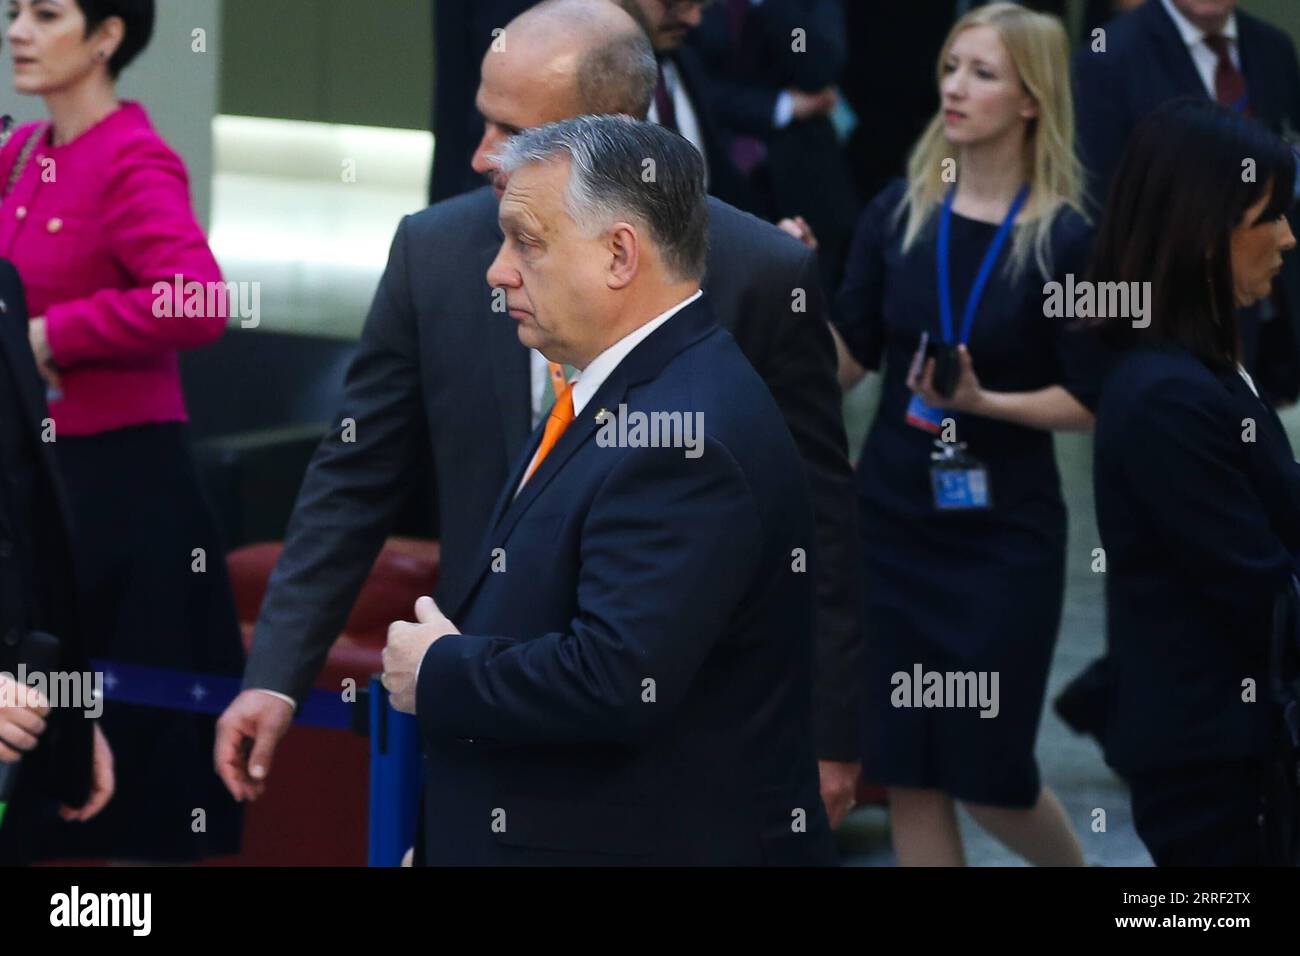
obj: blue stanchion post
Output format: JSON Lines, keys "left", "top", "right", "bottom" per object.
{"left": 367, "top": 675, "right": 421, "bottom": 867}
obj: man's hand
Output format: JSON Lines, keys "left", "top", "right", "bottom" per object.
{"left": 818, "top": 759, "right": 861, "bottom": 829}
{"left": 214, "top": 690, "right": 294, "bottom": 802}
{"left": 0, "top": 672, "right": 49, "bottom": 763}
{"left": 59, "top": 724, "right": 114, "bottom": 822}
{"left": 790, "top": 86, "right": 837, "bottom": 122}
{"left": 382, "top": 596, "right": 459, "bottom": 715}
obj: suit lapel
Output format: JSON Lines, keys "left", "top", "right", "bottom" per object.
{"left": 446, "top": 297, "right": 718, "bottom": 622}
{"left": 1144, "top": 0, "right": 1209, "bottom": 100}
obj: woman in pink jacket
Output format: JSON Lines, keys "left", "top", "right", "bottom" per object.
{"left": 1, "top": 0, "right": 242, "bottom": 862}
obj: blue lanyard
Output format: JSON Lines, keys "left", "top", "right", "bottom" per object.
{"left": 936, "top": 183, "right": 1030, "bottom": 346}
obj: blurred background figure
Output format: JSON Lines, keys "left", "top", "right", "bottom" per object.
{"left": 1073, "top": 0, "right": 1300, "bottom": 401}
{"left": 612, "top": 0, "right": 751, "bottom": 209}
{"left": 687, "top": 0, "right": 860, "bottom": 292}
{"left": 0, "top": 258, "right": 114, "bottom": 866}
{"left": 1059, "top": 0, "right": 1300, "bottom": 743}
{"left": 1, "top": 0, "right": 243, "bottom": 862}
{"left": 832, "top": 3, "right": 1099, "bottom": 867}
{"left": 428, "top": 0, "right": 536, "bottom": 203}
{"left": 1089, "top": 99, "right": 1297, "bottom": 866}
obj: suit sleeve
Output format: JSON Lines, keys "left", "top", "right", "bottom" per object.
{"left": 242, "top": 217, "right": 429, "bottom": 704}
{"left": 767, "top": 245, "right": 865, "bottom": 761}
{"left": 1120, "top": 380, "right": 1296, "bottom": 614}
{"left": 415, "top": 440, "right": 764, "bottom": 746}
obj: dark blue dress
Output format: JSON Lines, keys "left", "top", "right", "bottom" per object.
{"left": 833, "top": 179, "right": 1102, "bottom": 807}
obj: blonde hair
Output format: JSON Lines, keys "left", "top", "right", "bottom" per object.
{"left": 898, "top": 2, "right": 1084, "bottom": 280}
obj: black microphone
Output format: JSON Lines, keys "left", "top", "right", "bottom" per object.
{"left": 0, "top": 115, "right": 13, "bottom": 150}
{"left": 0, "top": 631, "right": 63, "bottom": 829}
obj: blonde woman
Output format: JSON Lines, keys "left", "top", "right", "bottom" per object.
{"left": 832, "top": 3, "right": 1103, "bottom": 866}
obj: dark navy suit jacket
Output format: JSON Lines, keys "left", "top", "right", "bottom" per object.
{"left": 1094, "top": 345, "right": 1300, "bottom": 776}
{"left": 0, "top": 260, "right": 91, "bottom": 861}
{"left": 413, "top": 296, "right": 836, "bottom": 865}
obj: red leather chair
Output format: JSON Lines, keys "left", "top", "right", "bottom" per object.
{"left": 208, "top": 537, "right": 440, "bottom": 866}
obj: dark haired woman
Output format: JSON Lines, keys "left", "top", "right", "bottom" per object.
{"left": 1092, "top": 98, "right": 1298, "bottom": 867}
{"left": 1, "top": 0, "right": 243, "bottom": 861}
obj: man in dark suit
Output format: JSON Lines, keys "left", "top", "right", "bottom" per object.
{"left": 612, "top": 0, "right": 751, "bottom": 210}
{"left": 380, "top": 115, "right": 836, "bottom": 864}
{"left": 0, "top": 259, "right": 112, "bottom": 864}
{"left": 429, "top": 0, "right": 538, "bottom": 204}
{"left": 216, "top": 0, "right": 864, "bottom": 831}
{"left": 686, "top": 0, "right": 860, "bottom": 292}
{"left": 1061, "top": 0, "right": 1300, "bottom": 737}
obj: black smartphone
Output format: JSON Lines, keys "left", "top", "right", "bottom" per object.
{"left": 923, "top": 337, "right": 960, "bottom": 398}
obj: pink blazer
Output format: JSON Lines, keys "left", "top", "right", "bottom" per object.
{"left": 0, "top": 102, "right": 227, "bottom": 436}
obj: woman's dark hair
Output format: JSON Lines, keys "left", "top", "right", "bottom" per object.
{"left": 1089, "top": 97, "right": 1296, "bottom": 368}
{"left": 74, "top": 0, "right": 154, "bottom": 78}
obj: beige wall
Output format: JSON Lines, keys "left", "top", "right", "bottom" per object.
{"left": 0, "top": 1, "right": 221, "bottom": 228}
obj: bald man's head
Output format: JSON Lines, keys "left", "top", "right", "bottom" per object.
{"left": 470, "top": 0, "right": 658, "bottom": 196}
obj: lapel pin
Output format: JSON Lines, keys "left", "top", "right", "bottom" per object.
{"left": 0, "top": 298, "right": 6, "bottom": 314}
{"left": 595, "top": 407, "right": 610, "bottom": 423}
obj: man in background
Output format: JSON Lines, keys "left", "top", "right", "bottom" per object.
{"left": 612, "top": 0, "right": 751, "bottom": 209}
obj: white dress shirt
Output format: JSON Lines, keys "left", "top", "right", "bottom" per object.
{"left": 1159, "top": 0, "right": 1241, "bottom": 99}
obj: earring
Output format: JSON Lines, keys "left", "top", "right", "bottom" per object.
{"left": 97, "top": 50, "right": 107, "bottom": 61}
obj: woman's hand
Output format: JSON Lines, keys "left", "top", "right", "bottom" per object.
{"left": 907, "top": 344, "right": 986, "bottom": 414}
{"left": 59, "top": 723, "right": 114, "bottom": 822}
{"left": 27, "top": 317, "right": 62, "bottom": 393}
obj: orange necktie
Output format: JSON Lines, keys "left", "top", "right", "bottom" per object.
{"left": 524, "top": 362, "right": 575, "bottom": 484}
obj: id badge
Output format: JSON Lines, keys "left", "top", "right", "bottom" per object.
{"left": 929, "top": 442, "right": 991, "bottom": 511}
{"left": 906, "top": 394, "right": 946, "bottom": 434}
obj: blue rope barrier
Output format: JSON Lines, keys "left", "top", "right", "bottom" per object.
{"left": 88, "top": 659, "right": 421, "bottom": 866}
{"left": 89, "top": 659, "right": 356, "bottom": 731}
